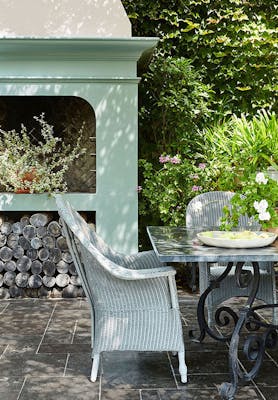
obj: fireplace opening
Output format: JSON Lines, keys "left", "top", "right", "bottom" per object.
{"left": 0, "top": 96, "right": 96, "bottom": 193}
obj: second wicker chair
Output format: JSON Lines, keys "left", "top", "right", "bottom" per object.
{"left": 186, "top": 191, "right": 277, "bottom": 326}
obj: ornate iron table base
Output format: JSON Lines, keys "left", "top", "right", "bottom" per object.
{"left": 189, "top": 261, "right": 278, "bottom": 400}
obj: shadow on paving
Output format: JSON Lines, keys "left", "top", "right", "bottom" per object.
{"left": 0, "top": 290, "right": 277, "bottom": 400}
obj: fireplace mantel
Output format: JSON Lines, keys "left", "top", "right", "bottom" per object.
{"left": 0, "top": 35, "right": 158, "bottom": 253}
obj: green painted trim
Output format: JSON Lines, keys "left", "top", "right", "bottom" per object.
{"left": 0, "top": 77, "right": 141, "bottom": 83}
{"left": 0, "top": 37, "right": 159, "bottom": 62}
{"left": 0, "top": 193, "right": 97, "bottom": 212}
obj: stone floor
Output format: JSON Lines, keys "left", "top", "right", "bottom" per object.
{"left": 0, "top": 290, "right": 277, "bottom": 400}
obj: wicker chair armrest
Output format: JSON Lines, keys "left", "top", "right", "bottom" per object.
{"left": 121, "top": 250, "right": 162, "bottom": 270}
{"left": 86, "top": 242, "right": 176, "bottom": 280}
{"left": 112, "top": 265, "right": 176, "bottom": 281}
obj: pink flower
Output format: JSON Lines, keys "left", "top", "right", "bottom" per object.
{"left": 192, "top": 185, "right": 202, "bottom": 192}
{"left": 159, "top": 155, "right": 171, "bottom": 163}
{"left": 198, "top": 163, "right": 206, "bottom": 170}
{"left": 136, "top": 186, "right": 142, "bottom": 193}
{"left": 170, "top": 155, "right": 181, "bottom": 164}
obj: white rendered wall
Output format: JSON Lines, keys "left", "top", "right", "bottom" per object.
{"left": 0, "top": 0, "right": 131, "bottom": 38}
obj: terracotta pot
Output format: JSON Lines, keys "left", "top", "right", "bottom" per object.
{"left": 21, "top": 168, "right": 37, "bottom": 183}
{"left": 15, "top": 168, "right": 37, "bottom": 194}
{"left": 15, "top": 188, "right": 31, "bottom": 194}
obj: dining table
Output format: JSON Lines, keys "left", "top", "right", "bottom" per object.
{"left": 147, "top": 226, "right": 278, "bottom": 400}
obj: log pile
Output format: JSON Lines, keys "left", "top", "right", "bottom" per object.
{"left": 0, "top": 212, "right": 85, "bottom": 299}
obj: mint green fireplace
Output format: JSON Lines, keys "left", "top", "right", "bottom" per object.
{"left": 0, "top": 0, "right": 158, "bottom": 253}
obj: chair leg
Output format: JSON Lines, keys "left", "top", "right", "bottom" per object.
{"left": 178, "top": 351, "right": 187, "bottom": 383}
{"left": 90, "top": 353, "right": 100, "bottom": 382}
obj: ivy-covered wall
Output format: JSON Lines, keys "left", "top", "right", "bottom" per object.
{"left": 122, "top": 1, "right": 278, "bottom": 242}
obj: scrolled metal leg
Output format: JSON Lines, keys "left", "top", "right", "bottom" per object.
{"left": 219, "top": 261, "right": 260, "bottom": 400}
{"left": 189, "top": 262, "right": 234, "bottom": 342}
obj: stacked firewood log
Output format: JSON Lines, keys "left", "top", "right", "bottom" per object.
{"left": 0, "top": 213, "right": 85, "bottom": 299}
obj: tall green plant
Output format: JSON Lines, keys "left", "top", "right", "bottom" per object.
{"left": 139, "top": 56, "right": 214, "bottom": 159}
{"left": 199, "top": 110, "right": 278, "bottom": 190}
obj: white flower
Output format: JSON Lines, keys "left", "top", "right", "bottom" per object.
{"left": 258, "top": 211, "right": 271, "bottom": 221}
{"left": 253, "top": 199, "right": 268, "bottom": 213}
{"left": 255, "top": 172, "right": 268, "bottom": 185}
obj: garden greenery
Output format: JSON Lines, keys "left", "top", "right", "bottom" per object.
{"left": 199, "top": 110, "right": 278, "bottom": 191}
{"left": 122, "top": 1, "right": 278, "bottom": 231}
{"left": 139, "top": 110, "right": 278, "bottom": 226}
{"left": 221, "top": 172, "right": 278, "bottom": 230}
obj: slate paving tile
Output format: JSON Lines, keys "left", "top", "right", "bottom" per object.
{"left": 42, "top": 331, "right": 74, "bottom": 344}
{"left": 0, "top": 376, "right": 24, "bottom": 391}
{"left": 72, "top": 333, "right": 91, "bottom": 344}
{"left": 101, "top": 389, "right": 141, "bottom": 400}
{"left": 0, "top": 352, "right": 67, "bottom": 378}
{"left": 0, "top": 292, "right": 277, "bottom": 400}
{"left": 0, "top": 335, "right": 42, "bottom": 346}
{"left": 0, "top": 320, "right": 46, "bottom": 335}
{"left": 144, "top": 386, "right": 262, "bottom": 399}
{"left": 0, "top": 344, "right": 7, "bottom": 355}
{"left": 0, "top": 390, "right": 20, "bottom": 400}
{"left": 0, "top": 313, "right": 51, "bottom": 323}
{"left": 54, "top": 299, "right": 87, "bottom": 311}
{"left": 0, "top": 377, "right": 24, "bottom": 400}
{"left": 265, "top": 347, "right": 278, "bottom": 360}
{"left": 176, "top": 350, "right": 230, "bottom": 375}
{"left": 101, "top": 351, "right": 177, "bottom": 390}
{"left": 252, "top": 359, "right": 278, "bottom": 386}
{"left": 72, "top": 319, "right": 91, "bottom": 344}
{"left": 52, "top": 309, "right": 90, "bottom": 320}
{"left": 256, "top": 385, "right": 278, "bottom": 400}
{"left": 177, "top": 373, "right": 231, "bottom": 388}
{"left": 5, "top": 300, "right": 54, "bottom": 312}
{"left": 65, "top": 352, "right": 92, "bottom": 377}
{"left": 3, "top": 344, "right": 38, "bottom": 356}
{"left": 19, "top": 376, "right": 99, "bottom": 400}
{"left": 141, "top": 390, "right": 161, "bottom": 400}
{"left": 39, "top": 343, "right": 90, "bottom": 354}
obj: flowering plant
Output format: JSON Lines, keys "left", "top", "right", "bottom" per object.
{"left": 138, "top": 154, "right": 217, "bottom": 225}
{"left": 0, "top": 113, "right": 86, "bottom": 193}
{"left": 221, "top": 171, "right": 278, "bottom": 230}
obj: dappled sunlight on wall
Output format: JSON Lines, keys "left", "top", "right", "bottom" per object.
{"left": 0, "top": 0, "right": 131, "bottom": 38}
{"left": 0, "top": 35, "right": 158, "bottom": 253}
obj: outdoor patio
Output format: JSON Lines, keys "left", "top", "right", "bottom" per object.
{"left": 0, "top": 288, "right": 277, "bottom": 400}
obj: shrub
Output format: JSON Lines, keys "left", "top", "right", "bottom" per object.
{"left": 0, "top": 113, "right": 86, "bottom": 193}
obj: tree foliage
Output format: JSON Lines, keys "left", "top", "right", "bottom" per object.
{"left": 123, "top": 0, "right": 277, "bottom": 119}
{"left": 122, "top": 0, "right": 278, "bottom": 233}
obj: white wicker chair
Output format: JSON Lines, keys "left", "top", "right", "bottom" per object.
{"left": 186, "top": 191, "right": 277, "bottom": 326}
{"left": 55, "top": 195, "right": 187, "bottom": 383}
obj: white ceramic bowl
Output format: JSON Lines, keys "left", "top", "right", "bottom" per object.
{"left": 196, "top": 231, "right": 277, "bottom": 248}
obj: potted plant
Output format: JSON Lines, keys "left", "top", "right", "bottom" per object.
{"left": 0, "top": 113, "right": 86, "bottom": 193}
